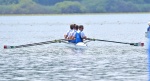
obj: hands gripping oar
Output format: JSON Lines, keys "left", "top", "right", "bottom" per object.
{"left": 86, "top": 38, "right": 144, "bottom": 46}
{"left": 4, "top": 39, "right": 67, "bottom": 49}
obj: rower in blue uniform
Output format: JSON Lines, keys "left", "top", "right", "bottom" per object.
{"left": 72, "top": 25, "right": 87, "bottom": 44}
{"left": 69, "top": 24, "right": 79, "bottom": 43}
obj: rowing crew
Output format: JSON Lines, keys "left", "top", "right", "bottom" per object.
{"left": 64, "top": 24, "right": 87, "bottom": 44}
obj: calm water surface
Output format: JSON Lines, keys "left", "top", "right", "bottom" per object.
{"left": 0, "top": 13, "right": 149, "bottom": 81}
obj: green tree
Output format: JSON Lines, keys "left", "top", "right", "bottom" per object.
{"left": 81, "top": 0, "right": 108, "bottom": 13}
{"left": 53, "top": 1, "right": 85, "bottom": 13}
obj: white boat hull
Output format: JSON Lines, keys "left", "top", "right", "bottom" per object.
{"left": 65, "top": 42, "right": 87, "bottom": 48}
{"left": 76, "top": 42, "right": 87, "bottom": 47}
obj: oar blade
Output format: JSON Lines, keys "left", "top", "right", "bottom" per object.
{"left": 4, "top": 45, "right": 15, "bottom": 49}
{"left": 130, "top": 42, "right": 144, "bottom": 46}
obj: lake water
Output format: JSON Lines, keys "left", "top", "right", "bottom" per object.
{"left": 0, "top": 13, "right": 149, "bottom": 81}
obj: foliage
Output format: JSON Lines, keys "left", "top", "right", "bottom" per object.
{"left": 0, "top": 0, "right": 150, "bottom": 14}
{"left": 52, "top": 1, "right": 85, "bottom": 13}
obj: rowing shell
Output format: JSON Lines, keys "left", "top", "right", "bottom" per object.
{"left": 65, "top": 42, "right": 87, "bottom": 48}
{"left": 76, "top": 42, "right": 87, "bottom": 47}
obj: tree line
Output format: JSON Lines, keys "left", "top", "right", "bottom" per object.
{"left": 0, "top": 0, "right": 150, "bottom": 14}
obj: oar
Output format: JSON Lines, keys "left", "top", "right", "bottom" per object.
{"left": 4, "top": 39, "right": 66, "bottom": 49}
{"left": 86, "top": 38, "right": 144, "bottom": 46}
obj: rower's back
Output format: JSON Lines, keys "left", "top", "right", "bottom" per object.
{"left": 75, "top": 31, "right": 82, "bottom": 43}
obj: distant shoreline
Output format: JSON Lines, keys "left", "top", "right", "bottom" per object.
{"left": 0, "top": 12, "right": 150, "bottom": 16}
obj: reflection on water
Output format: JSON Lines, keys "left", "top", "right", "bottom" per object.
{"left": 0, "top": 13, "right": 149, "bottom": 81}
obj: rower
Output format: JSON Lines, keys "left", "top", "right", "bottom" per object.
{"left": 64, "top": 24, "right": 74, "bottom": 41}
{"left": 146, "top": 22, "right": 150, "bottom": 38}
{"left": 71, "top": 25, "right": 79, "bottom": 43}
{"left": 67, "top": 24, "right": 78, "bottom": 43}
{"left": 72, "top": 25, "right": 87, "bottom": 43}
